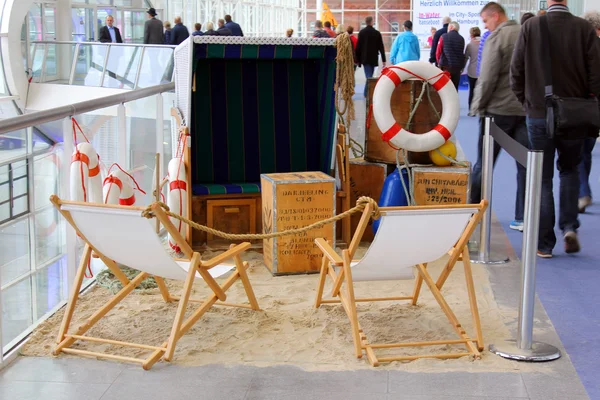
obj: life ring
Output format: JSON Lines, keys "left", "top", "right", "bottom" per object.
{"left": 103, "top": 169, "right": 136, "bottom": 206}
{"left": 35, "top": 153, "right": 59, "bottom": 237}
{"left": 70, "top": 143, "right": 103, "bottom": 203}
{"left": 373, "top": 61, "right": 460, "bottom": 153}
{"left": 167, "top": 157, "right": 187, "bottom": 252}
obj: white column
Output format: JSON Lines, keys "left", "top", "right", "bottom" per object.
{"left": 316, "top": 0, "right": 322, "bottom": 20}
{"left": 62, "top": 117, "right": 77, "bottom": 294}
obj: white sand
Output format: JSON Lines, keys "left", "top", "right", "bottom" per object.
{"left": 22, "top": 246, "right": 533, "bottom": 372}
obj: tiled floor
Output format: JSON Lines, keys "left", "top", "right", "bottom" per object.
{"left": 0, "top": 357, "right": 590, "bottom": 400}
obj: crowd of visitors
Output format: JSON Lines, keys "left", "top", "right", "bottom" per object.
{"left": 98, "top": 7, "right": 245, "bottom": 46}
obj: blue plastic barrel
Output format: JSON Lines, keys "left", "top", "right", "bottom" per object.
{"left": 372, "top": 168, "right": 409, "bottom": 235}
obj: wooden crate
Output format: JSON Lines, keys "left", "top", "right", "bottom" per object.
{"left": 261, "top": 172, "right": 336, "bottom": 275}
{"left": 191, "top": 193, "right": 261, "bottom": 248}
{"left": 365, "top": 78, "right": 442, "bottom": 165}
{"left": 349, "top": 158, "right": 389, "bottom": 242}
{"left": 412, "top": 163, "right": 471, "bottom": 206}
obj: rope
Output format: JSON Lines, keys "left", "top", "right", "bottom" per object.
{"left": 434, "top": 149, "right": 469, "bottom": 168}
{"left": 142, "top": 197, "right": 380, "bottom": 240}
{"left": 334, "top": 33, "right": 356, "bottom": 129}
{"left": 349, "top": 137, "right": 364, "bottom": 158}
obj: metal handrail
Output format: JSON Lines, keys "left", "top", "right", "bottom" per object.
{"left": 31, "top": 40, "right": 177, "bottom": 49}
{"left": 0, "top": 82, "right": 175, "bottom": 135}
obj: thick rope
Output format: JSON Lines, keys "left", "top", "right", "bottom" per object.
{"left": 334, "top": 33, "right": 356, "bottom": 128}
{"left": 143, "top": 197, "right": 380, "bottom": 240}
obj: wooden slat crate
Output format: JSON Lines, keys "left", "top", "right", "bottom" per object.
{"left": 261, "top": 172, "right": 336, "bottom": 275}
{"left": 412, "top": 163, "right": 471, "bottom": 206}
{"left": 349, "top": 158, "right": 390, "bottom": 242}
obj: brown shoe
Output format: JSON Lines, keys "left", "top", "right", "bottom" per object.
{"left": 564, "top": 231, "right": 581, "bottom": 254}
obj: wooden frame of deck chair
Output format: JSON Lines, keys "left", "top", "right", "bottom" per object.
{"left": 314, "top": 200, "right": 488, "bottom": 366}
{"left": 50, "top": 195, "right": 260, "bottom": 370}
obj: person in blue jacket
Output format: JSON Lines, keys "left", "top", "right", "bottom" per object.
{"left": 390, "top": 20, "right": 421, "bottom": 65}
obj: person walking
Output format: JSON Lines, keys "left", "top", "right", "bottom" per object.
{"left": 143, "top": 8, "right": 163, "bottom": 45}
{"left": 324, "top": 21, "right": 336, "bottom": 37}
{"left": 429, "top": 16, "right": 450, "bottom": 65}
{"left": 224, "top": 15, "right": 244, "bottom": 36}
{"left": 389, "top": 20, "right": 420, "bottom": 64}
{"left": 163, "top": 21, "right": 172, "bottom": 44}
{"left": 356, "top": 16, "right": 386, "bottom": 97}
{"left": 438, "top": 21, "right": 465, "bottom": 89}
{"left": 578, "top": 10, "right": 600, "bottom": 213}
{"left": 98, "top": 15, "right": 122, "bottom": 43}
{"left": 464, "top": 27, "right": 481, "bottom": 109}
{"left": 312, "top": 20, "right": 330, "bottom": 38}
{"left": 192, "top": 23, "right": 203, "bottom": 36}
{"left": 203, "top": 22, "right": 219, "bottom": 36}
{"left": 511, "top": 0, "right": 600, "bottom": 256}
{"left": 170, "top": 17, "right": 189, "bottom": 45}
{"left": 470, "top": 2, "right": 529, "bottom": 232}
{"left": 217, "top": 19, "right": 232, "bottom": 36}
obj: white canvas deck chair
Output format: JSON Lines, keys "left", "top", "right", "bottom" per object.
{"left": 314, "top": 201, "right": 488, "bottom": 366}
{"left": 50, "top": 195, "right": 260, "bottom": 370}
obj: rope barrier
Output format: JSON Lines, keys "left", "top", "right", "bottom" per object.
{"left": 142, "top": 196, "right": 380, "bottom": 240}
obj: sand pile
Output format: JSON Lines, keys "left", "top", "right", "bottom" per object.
{"left": 22, "top": 247, "right": 531, "bottom": 372}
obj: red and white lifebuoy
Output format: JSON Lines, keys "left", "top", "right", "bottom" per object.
{"left": 373, "top": 61, "right": 460, "bottom": 153}
{"left": 35, "top": 153, "right": 60, "bottom": 237}
{"left": 167, "top": 157, "right": 187, "bottom": 252}
{"left": 70, "top": 142, "right": 103, "bottom": 203}
{"left": 103, "top": 169, "right": 137, "bottom": 206}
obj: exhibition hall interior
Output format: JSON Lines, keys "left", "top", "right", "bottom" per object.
{"left": 1, "top": 0, "right": 599, "bottom": 399}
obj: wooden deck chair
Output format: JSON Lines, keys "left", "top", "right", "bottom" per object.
{"left": 50, "top": 195, "right": 260, "bottom": 370}
{"left": 314, "top": 201, "right": 487, "bottom": 366}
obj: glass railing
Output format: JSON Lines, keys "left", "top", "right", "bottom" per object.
{"left": 0, "top": 82, "right": 176, "bottom": 356}
{"left": 29, "top": 41, "right": 176, "bottom": 89}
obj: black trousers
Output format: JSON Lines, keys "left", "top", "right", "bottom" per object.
{"left": 442, "top": 66, "right": 462, "bottom": 90}
{"left": 468, "top": 77, "right": 477, "bottom": 110}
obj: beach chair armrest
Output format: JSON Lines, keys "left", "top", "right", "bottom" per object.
{"left": 315, "top": 238, "right": 343, "bottom": 266}
{"left": 202, "top": 242, "right": 252, "bottom": 268}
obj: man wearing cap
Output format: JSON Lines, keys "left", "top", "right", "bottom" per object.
{"left": 144, "top": 8, "right": 163, "bottom": 45}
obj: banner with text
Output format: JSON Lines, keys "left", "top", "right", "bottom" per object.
{"left": 413, "top": 0, "right": 490, "bottom": 60}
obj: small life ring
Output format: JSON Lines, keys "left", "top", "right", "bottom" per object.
{"left": 103, "top": 169, "right": 136, "bottom": 206}
{"left": 70, "top": 143, "right": 103, "bottom": 203}
{"left": 373, "top": 61, "right": 460, "bottom": 153}
{"left": 167, "top": 157, "right": 187, "bottom": 252}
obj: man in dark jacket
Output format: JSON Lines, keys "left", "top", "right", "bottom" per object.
{"left": 510, "top": 0, "right": 600, "bottom": 257}
{"left": 192, "top": 23, "right": 203, "bottom": 36}
{"left": 429, "top": 16, "right": 450, "bottom": 65}
{"left": 356, "top": 16, "right": 386, "bottom": 97}
{"left": 312, "top": 20, "right": 330, "bottom": 38}
{"left": 224, "top": 15, "right": 243, "bottom": 36}
{"left": 439, "top": 21, "right": 465, "bottom": 89}
{"left": 144, "top": 8, "right": 163, "bottom": 45}
{"left": 98, "top": 16, "right": 122, "bottom": 43}
{"left": 170, "top": 17, "right": 189, "bottom": 45}
{"left": 203, "top": 22, "right": 219, "bottom": 36}
{"left": 217, "top": 19, "right": 232, "bottom": 36}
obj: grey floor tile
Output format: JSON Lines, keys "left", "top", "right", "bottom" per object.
{"left": 113, "top": 363, "right": 256, "bottom": 388}
{"left": 245, "top": 390, "right": 387, "bottom": 400}
{"left": 0, "top": 356, "right": 125, "bottom": 384}
{"left": 521, "top": 372, "right": 589, "bottom": 400}
{"left": 0, "top": 381, "right": 109, "bottom": 400}
{"left": 388, "top": 372, "right": 529, "bottom": 398}
{"left": 248, "top": 365, "right": 388, "bottom": 394}
{"left": 100, "top": 382, "right": 247, "bottom": 400}
{"left": 385, "top": 396, "right": 529, "bottom": 400}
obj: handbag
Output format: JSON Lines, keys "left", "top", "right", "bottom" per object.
{"left": 540, "top": 16, "right": 600, "bottom": 139}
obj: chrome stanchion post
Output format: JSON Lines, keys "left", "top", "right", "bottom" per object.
{"left": 471, "top": 117, "right": 509, "bottom": 264}
{"left": 489, "top": 150, "right": 561, "bottom": 361}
